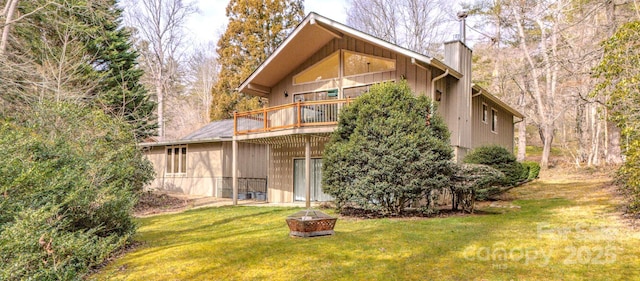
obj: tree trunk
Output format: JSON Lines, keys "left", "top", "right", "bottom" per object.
{"left": 540, "top": 123, "right": 554, "bottom": 169}
{"left": 156, "top": 82, "right": 164, "bottom": 138}
{"left": 0, "top": 0, "right": 19, "bottom": 55}
{"left": 606, "top": 120, "right": 624, "bottom": 164}
{"left": 517, "top": 120, "right": 526, "bottom": 161}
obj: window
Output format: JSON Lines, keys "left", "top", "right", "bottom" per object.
{"left": 293, "top": 51, "right": 339, "bottom": 84}
{"left": 343, "top": 85, "right": 370, "bottom": 99}
{"left": 293, "top": 89, "right": 338, "bottom": 102}
{"left": 491, "top": 109, "right": 498, "bottom": 132}
{"left": 343, "top": 50, "right": 395, "bottom": 76}
{"left": 166, "top": 145, "right": 187, "bottom": 175}
{"left": 482, "top": 103, "right": 488, "bottom": 123}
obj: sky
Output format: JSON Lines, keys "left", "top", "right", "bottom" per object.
{"left": 185, "top": 0, "right": 349, "bottom": 47}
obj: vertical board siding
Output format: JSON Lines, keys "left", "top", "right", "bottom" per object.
{"left": 144, "top": 142, "right": 268, "bottom": 197}
{"left": 471, "top": 96, "right": 515, "bottom": 152}
{"left": 268, "top": 140, "right": 326, "bottom": 203}
{"left": 268, "top": 35, "right": 422, "bottom": 107}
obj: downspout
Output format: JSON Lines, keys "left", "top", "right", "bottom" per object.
{"left": 431, "top": 69, "right": 449, "bottom": 100}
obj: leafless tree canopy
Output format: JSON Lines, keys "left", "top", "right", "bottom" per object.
{"left": 346, "top": 0, "right": 455, "bottom": 56}
{"left": 121, "top": 0, "right": 198, "bottom": 138}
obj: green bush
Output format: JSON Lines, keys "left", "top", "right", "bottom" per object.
{"left": 463, "top": 145, "right": 526, "bottom": 185}
{"left": 522, "top": 161, "right": 541, "bottom": 180}
{"left": 450, "top": 164, "right": 505, "bottom": 211}
{"left": 619, "top": 138, "right": 640, "bottom": 213}
{"left": 0, "top": 103, "right": 154, "bottom": 280}
{"left": 323, "top": 81, "right": 453, "bottom": 216}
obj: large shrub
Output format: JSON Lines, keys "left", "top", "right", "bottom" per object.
{"left": 522, "top": 161, "right": 541, "bottom": 180}
{"left": 322, "top": 81, "right": 454, "bottom": 215}
{"left": 450, "top": 164, "right": 505, "bottom": 212}
{"left": 463, "top": 145, "right": 526, "bottom": 186}
{"left": 0, "top": 103, "right": 154, "bottom": 280}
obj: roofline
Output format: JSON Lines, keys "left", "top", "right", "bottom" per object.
{"left": 238, "top": 12, "right": 462, "bottom": 93}
{"left": 138, "top": 137, "right": 232, "bottom": 147}
{"left": 472, "top": 84, "right": 524, "bottom": 119}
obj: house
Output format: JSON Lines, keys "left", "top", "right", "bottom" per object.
{"left": 140, "top": 12, "right": 523, "bottom": 205}
{"left": 232, "top": 12, "right": 523, "bottom": 206}
{"left": 139, "top": 119, "right": 268, "bottom": 200}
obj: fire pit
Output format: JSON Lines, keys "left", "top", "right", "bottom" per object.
{"left": 286, "top": 209, "right": 337, "bottom": 237}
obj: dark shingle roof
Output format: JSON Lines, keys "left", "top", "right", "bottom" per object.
{"left": 182, "top": 119, "right": 235, "bottom": 140}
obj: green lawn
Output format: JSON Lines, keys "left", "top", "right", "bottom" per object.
{"left": 93, "top": 176, "right": 640, "bottom": 280}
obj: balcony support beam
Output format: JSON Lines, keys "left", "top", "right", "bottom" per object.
{"left": 305, "top": 136, "right": 311, "bottom": 209}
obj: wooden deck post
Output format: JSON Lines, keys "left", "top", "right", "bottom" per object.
{"left": 232, "top": 139, "right": 238, "bottom": 206}
{"left": 305, "top": 136, "right": 311, "bottom": 209}
{"left": 263, "top": 105, "right": 268, "bottom": 131}
{"left": 296, "top": 101, "right": 302, "bottom": 128}
{"left": 233, "top": 111, "right": 237, "bottom": 135}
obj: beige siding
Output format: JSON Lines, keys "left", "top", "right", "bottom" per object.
{"left": 268, "top": 140, "right": 326, "bottom": 203}
{"left": 144, "top": 143, "right": 223, "bottom": 196}
{"left": 471, "top": 96, "right": 515, "bottom": 152}
{"left": 221, "top": 142, "right": 268, "bottom": 178}
{"left": 267, "top": 35, "right": 424, "bottom": 107}
{"left": 443, "top": 41, "right": 473, "bottom": 160}
{"left": 144, "top": 141, "right": 267, "bottom": 197}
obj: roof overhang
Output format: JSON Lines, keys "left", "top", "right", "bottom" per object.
{"left": 238, "top": 12, "right": 462, "bottom": 97}
{"left": 137, "top": 137, "right": 232, "bottom": 148}
{"left": 472, "top": 84, "right": 525, "bottom": 119}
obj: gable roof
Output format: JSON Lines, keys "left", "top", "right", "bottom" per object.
{"left": 472, "top": 84, "right": 524, "bottom": 119}
{"left": 182, "top": 119, "right": 234, "bottom": 140}
{"left": 138, "top": 119, "right": 234, "bottom": 147}
{"left": 238, "top": 12, "right": 462, "bottom": 97}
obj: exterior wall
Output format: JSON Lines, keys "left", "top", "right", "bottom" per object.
{"left": 471, "top": 96, "right": 516, "bottom": 152}
{"left": 266, "top": 35, "right": 436, "bottom": 107}
{"left": 444, "top": 41, "right": 473, "bottom": 161}
{"left": 144, "top": 142, "right": 268, "bottom": 197}
{"left": 145, "top": 142, "right": 223, "bottom": 196}
{"left": 268, "top": 140, "right": 326, "bottom": 203}
{"left": 222, "top": 142, "right": 268, "bottom": 178}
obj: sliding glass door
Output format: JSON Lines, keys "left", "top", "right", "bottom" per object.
{"left": 293, "top": 158, "right": 333, "bottom": 202}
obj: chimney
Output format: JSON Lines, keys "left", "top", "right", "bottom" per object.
{"left": 457, "top": 10, "right": 468, "bottom": 44}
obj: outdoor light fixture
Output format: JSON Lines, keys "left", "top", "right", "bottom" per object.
{"left": 284, "top": 90, "right": 288, "bottom": 97}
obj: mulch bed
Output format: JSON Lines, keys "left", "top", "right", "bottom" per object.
{"left": 134, "top": 191, "right": 188, "bottom": 217}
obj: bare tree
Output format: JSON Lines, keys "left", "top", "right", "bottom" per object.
{"left": 163, "top": 42, "right": 218, "bottom": 139}
{"left": 122, "top": 0, "right": 197, "bottom": 138}
{"left": 346, "top": 0, "right": 452, "bottom": 55}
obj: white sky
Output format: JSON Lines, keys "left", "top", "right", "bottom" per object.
{"left": 185, "top": 0, "right": 349, "bottom": 47}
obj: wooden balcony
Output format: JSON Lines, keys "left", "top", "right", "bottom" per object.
{"left": 234, "top": 98, "right": 352, "bottom": 136}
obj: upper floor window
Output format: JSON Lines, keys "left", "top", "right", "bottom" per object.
{"left": 293, "top": 50, "right": 396, "bottom": 85}
{"left": 166, "top": 145, "right": 187, "bottom": 175}
{"left": 293, "top": 51, "right": 339, "bottom": 84}
{"left": 491, "top": 108, "right": 498, "bottom": 133}
{"left": 343, "top": 50, "right": 395, "bottom": 77}
{"left": 482, "top": 103, "right": 488, "bottom": 123}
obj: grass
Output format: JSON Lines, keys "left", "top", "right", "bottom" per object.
{"left": 92, "top": 176, "right": 640, "bottom": 281}
{"left": 525, "top": 145, "right": 565, "bottom": 158}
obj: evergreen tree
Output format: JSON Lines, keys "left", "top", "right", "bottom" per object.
{"left": 84, "top": 0, "right": 158, "bottom": 140}
{"left": 593, "top": 21, "right": 640, "bottom": 212}
{"left": 322, "top": 81, "right": 454, "bottom": 215}
{"left": 0, "top": 0, "right": 156, "bottom": 140}
{"left": 211, "top": 0, "right": 304, "bottom": 120}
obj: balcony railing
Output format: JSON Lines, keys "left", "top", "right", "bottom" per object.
{"left": 234, "top": 98, "right": 352, "bottom": 136}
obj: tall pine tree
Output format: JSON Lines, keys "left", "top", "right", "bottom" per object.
{"left": 0, "top": 0, "right": 156, "bottom": 140}
{"left": 211, "top": 0, "right": 304, "bottom": 120}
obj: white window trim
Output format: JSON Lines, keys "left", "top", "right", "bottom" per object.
{"left": 165, "top": 144, "right": 187, "bottom": 177}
